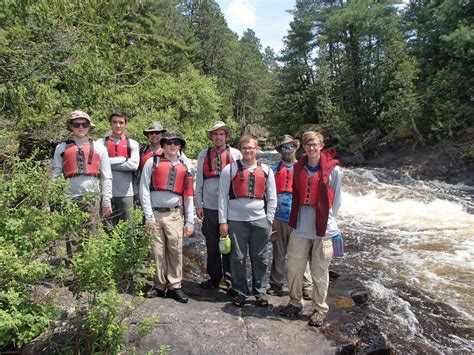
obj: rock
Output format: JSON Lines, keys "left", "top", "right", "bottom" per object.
{"left": 351, "top": 289, "right": 369, "bottom": 305}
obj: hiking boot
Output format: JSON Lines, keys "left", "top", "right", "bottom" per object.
{"left": 145, "top": 287, "right": 167, "bottom": 299}
{"left": 279, "top": 304, "right": 302, "bottom": 318}
{"left": 226, "top": 287, "right": 238, "bottom": 297}
{"left": 232, "top": 295, "right": 246, "bottom": 307}
{"left": 199, "top": 279, "right": 220, "bottom": 289}
{"left": 167, "top": 288, "right": 188, "bottom": 303}
{"left": 255, "top": 294, "right": 269, "bottom": 307}
{"left": 308, "top": 310, "right": 325, "bottom": 327}
{"left": 266, "top": 284, "right": 283, "bottom": 296}
{"left": 302, "top": 288, "right": 313, "bottom": 300}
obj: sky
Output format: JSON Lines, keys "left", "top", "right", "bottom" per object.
{"left": 216, "top": 0, "right": 295, "bottom": 55}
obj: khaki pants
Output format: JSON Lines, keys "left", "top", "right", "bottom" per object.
{"left": 270, "top": 219, "right": 312, "bottom": 289}
{"left": 287, "top": 236, "right": 333, "bottom": 313}
{"left": 151, "top": 209, "right": 184, "bottom": 291}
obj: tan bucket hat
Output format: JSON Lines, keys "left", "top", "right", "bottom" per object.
{"left": 65, "top": 110, "right": 95, "bottom": 131}
{"left": 205, "top": 121, "right": 231, "bottom": 140}
{"left": 143, "top": 121, "right": 167, "bottom": 136}
{"left": 274, "top": 134, "right": 299, "bottom": 151}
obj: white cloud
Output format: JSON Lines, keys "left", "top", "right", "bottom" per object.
{"left": 223, "top": 0, "right": 257, "bottom": 34}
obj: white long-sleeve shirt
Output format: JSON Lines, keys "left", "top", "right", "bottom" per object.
{"left": 218, "top": 160, "right": 277, "bottom": 224}
{"left": 195, "top": 146, "right": 242, "bottom": 210}
{"left": 53, "top": 138, "right": 112, "bottom": 208}
{"left": 97, "top": 137, "right": 139, "bottom": 198}
{"left": 139, "top": 155, "right": 194, "bottom": 227}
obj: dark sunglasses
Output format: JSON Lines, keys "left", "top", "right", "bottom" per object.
{"left": 148, "top": 131, "right": 163, "bottom": 136}
{"left": 163, "top": 139, "right": 181, "bottom": 146}
{"left": 280, "top": 144, "right": 294, "bottom": 152}
{"left": 71, "top": 121, "right": 90, "bottom": 129}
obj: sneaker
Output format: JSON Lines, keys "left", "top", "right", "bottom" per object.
{"left": 308, "top": 310, "right": 325, "bottom": 327}
{"left": 167, "top": 288, "right": 188, "bottom": 303}
{"left": 199, "top": 279, "right": 220, "bottom": 289}
{"left": 266, "top": 284, "right": 283, "bottom": 296}
{"left": 232, "top": 295, "right": 246, "bottom": 307}
{"left": 255, "top": 294, "right": 269, "bottom": 307}
{"left": 279, "top": 304, "right": 302, "bottom": 318}
{"left": 302, "top": 288, "right": 313, "bottom": 300}
{"left": 145, "top": 287, "right": 167, "bottom": 299}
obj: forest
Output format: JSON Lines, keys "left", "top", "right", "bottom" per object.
{"left": 0, "top": 0, "right": 472, "bottom": 352}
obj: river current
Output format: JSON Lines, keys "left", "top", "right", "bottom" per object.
{"left": 338, "top": 167, "right": 474, "bottom": 353}
{"left": 188, "top": 151, "right": 473, "bottom": 353}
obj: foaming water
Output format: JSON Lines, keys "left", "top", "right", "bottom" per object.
{"left": 338, "top": 167, "right": 474, "bottom": 352}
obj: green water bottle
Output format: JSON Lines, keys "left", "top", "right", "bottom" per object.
{"left": 219, "top": 235, "right": 231, "bottom": 255}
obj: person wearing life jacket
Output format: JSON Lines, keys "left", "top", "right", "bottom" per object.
{"left": 195, "top": 121, "right": 242, "bottom": 291}
{"left": 279, "top": 131, "right": 342, "bottom": 328}
{"left": 53, "top": 110, "right": 112, "bottom": 257}
{"left": 218, "top": 136, "right": 277, "bottom": 307}
{"left": 99, "top": 112, "right": 139, "bottom": 227}
{"left": 133, "top": 121, "right": 167, "bottom": 204}
{"left": 266, "top": 135, "right": 313, "bottom": 299}
{"left": 140, "top": 132, "right": 194, "bottom": 304}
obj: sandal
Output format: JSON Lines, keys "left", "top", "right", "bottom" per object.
{"left": 255, "top": 295, "right": 269, "bottom": 307}
{"left": 279, "top": 304, "right": 302, "bottom": 318}
{"left": 232, "top": 295, "right": 246, "bottom": 307}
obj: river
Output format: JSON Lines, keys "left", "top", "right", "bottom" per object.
{"left": 187, "top": 151, "right": 474, "bottom": 353}
{"left": 338, "top": 166, "right": 474, "bottom": 353}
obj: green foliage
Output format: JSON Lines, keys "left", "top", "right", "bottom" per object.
{"left": 0, "top": 155, "right": 84, "bottom": 348}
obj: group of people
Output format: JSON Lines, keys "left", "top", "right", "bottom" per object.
{"left": 54, "top": 110, "right": 342, "bottom": 327}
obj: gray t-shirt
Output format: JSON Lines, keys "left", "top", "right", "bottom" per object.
{"left": 195, "top": 146, "right": 242, "bottom": 210}
{"left": 291, "top": 165, "right": 342, "bottom": 240}
{"left": 218, "top": 160, "right": 277, "bottom": 224}
{"left": 53, "top": 138, "right": 112, "bottom": 208}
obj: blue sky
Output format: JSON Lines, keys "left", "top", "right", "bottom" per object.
{"left": 216, "top": 0, "right": 295, "bottom": 54}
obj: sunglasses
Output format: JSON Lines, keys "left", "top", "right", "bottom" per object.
{"left": 148, "top": 131, "right": 163, "bottom": 136}
{"left": 71, "top": 121, "right": 90, "bottom": 129}
{"left": 279, "top": 144, "right": 294, "bottom": 152}
{"left": 163, "top": 139, "right": 181, "bottom": 146}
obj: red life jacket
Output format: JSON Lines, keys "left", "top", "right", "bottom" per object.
{"left": 61, "top": 139, "right": 100, "bottom": 178}
{"left": 289, "top": 149, "right": 339, "bottom": 237}
{"left": 230, "top": 160, "right": 267, "bottom": 200}
{"left": 104, "top": 136, "right": 131, "bottom": 158}
{"left": 295, "top": 166, "right": 334, "bottom": 208}
{"left": 139, "top": 145, "right": 163, "bottom": 171}
{"left": 150, "top": 155, "right": 194, "bottom": 197}
{"left": 274, "top": 161, "right": 293, "bottom": 193}
{"left": 203, "top": 146, "right": 234, "bottom": 179}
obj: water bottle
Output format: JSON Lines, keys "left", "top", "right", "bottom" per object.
{"left": 332, "top": 233, "right": 344, "bottom": 258}
{"left": 219, "top": 235, "right": 231, "bottom": 255}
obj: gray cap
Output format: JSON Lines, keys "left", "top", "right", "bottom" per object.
{"left": 143, "top": 121, "right": 167, "bottom": 136}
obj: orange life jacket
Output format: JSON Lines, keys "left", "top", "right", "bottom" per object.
{"left": 150, "top": 155, "right": 194, "bottom": 197}
{"left": 104, "top": 136, "right": 131, "bottom": 158}
{"left": 203, "top": 146, "right": 234, "bottom": 179}
{"left": 139, "top": 145, "right": 163, "bottom": 171}
{"left": 274, "top": 161, "right": 293, "bottom": 193}
{"left": 230, "top": 160, "right": 267, "bottom": 200}
{"left": 61, "top": 140, "right": 100, "bottom": 178}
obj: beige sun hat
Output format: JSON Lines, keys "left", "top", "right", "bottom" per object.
{"left": 274, "top": 134, "right": 299, "bottom": 151}
{"left": 205, "top": 121, "right": 231, "bottom": 140}
{"left": 143, "top": 121, "right": 167, "bottom": 136}
{"left": 65, "top": 110, "right": 96, "bottom": 131}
